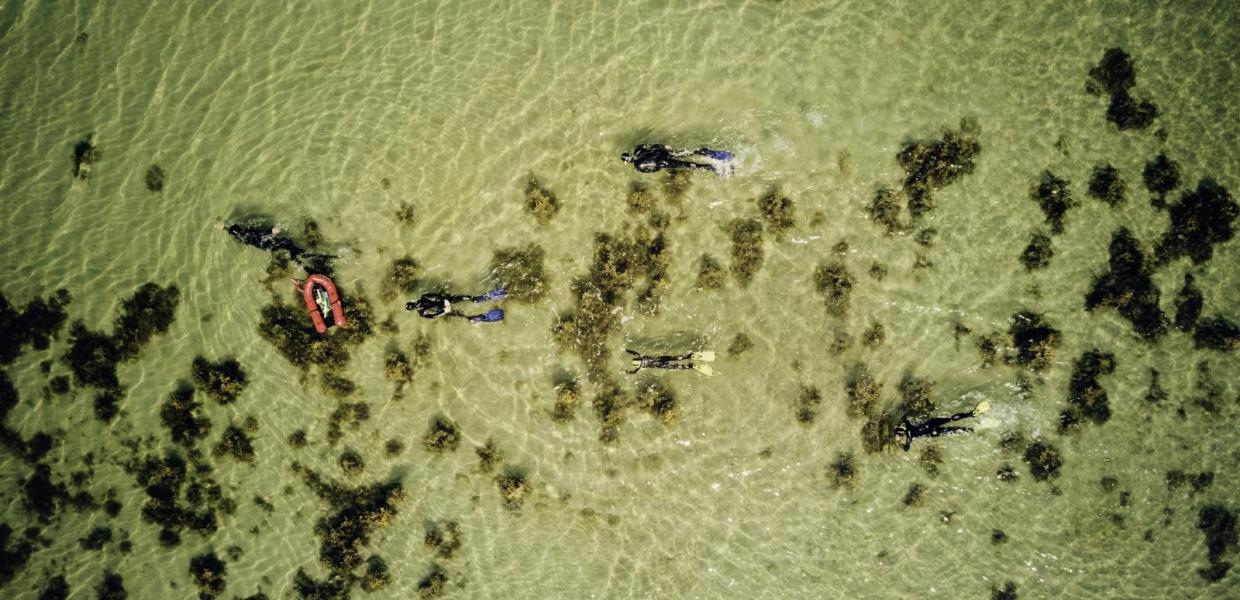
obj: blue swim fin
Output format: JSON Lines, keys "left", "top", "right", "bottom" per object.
{"left": 476, "top": 288, "right": 507, "bottom": 301}
{"left": 699, "top": 148, "right": 733, "bottom": 161}
{"left": 469, "top": 308, "right": 505, "bottom": 323}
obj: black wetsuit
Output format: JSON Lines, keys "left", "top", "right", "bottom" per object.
{"left": 896, "top": 411, "right": 976, "bottom": 451}
{"left": 227, "top": 225, "right": 304, "bottom": 258}
{"left": 626, "top": 350, "right": 694, "bottom": 373}
{"left": 622, "top": 144, "right": 716, "bottom": 174}
{"left": 405, "top": 293, "right": 476, "bottom": 319}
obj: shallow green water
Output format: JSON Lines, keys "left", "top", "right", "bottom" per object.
{"left": 2, "top": 1, "right": 1239, "bottom": 598}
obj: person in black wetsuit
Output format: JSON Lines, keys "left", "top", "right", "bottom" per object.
{"left": 620, "top": 144, "right": 732, "bottom": 174}
{"left": 405, "top": 289, "right": 506, "bottom": 323}
{"left": 625, "top": 349, "right": 714, "bottom": 375}
{"left": 224, "top": 223, "right": 335, "bottom": 274}
{"left": 894, "top": 401, "right": 990, "bottom": 451}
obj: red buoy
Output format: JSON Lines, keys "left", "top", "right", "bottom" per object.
{"left": 292, "top": 274, "right": 346, "bottom": 334}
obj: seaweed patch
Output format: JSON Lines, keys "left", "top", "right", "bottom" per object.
{"left": 795, "top": 385, "right": 823, "bottom": 424}
{"left": 1030, "top": 171, "right": 1076, "bottom": 235}
{"left": 190, "top": 357, "right": 248, "bottom": 405}
{"left": 726, "top": 218, "right": 765, "bottom": 287}
{"left": 757, "top": 188, "right": 796, "bottom": 237}
{"left": 897, "top": 123, "right": 981, "bottom": 219}
{"left": 551, "top": 379, "right": 580, "bottom": 423}
{"left": 1059, "top": 350, "right": 1117, "bottom": 432}
{"left": 525, "top": 175, "right": 561, "bottom": 224}
{"left": 1173, "top": 274, "right": 1203, "bottom": 331}
{"left": 1142, "top": 153, "right": 1181, "bottom": 207}
{"left": 423, "top": 416, "right": 461, "bottom": 453}
{"left": 0, "top": 288, "right": 71, "bottom": 365}
{"left": 489, "top": 244, "right": 549, "bottom": 302}
{"left": 813, "top": 260, "right": 855, "bottom": 318}
{"left": 1153, "top": 179, "right": 1237, "bottom": 266}
{"left": 1019, "top": 231, "right": 1054, "bottom": 271}
{"left": 1087, "top": 164, "right": 1126, "bottom": 206}
{"left": 1007, "top": 311, "right": 1060, "bottom": 371}
{"left": 1087, "top": 48, "right": 1159, "bottom": 130}
{"left": 1196, "top": 504, "right": 1237, "bottom": 581}
{"left": 1022, "top": 440, "right": 1063, "bottom": 481}
{"left": 145, "top": 165, "right": 166, "bottom": 192}
{"left": 189, "top": 551, "right": 227, "bottom": 600}
{"left": 1085, "top": 228, "right": 1166, "bottom": 339}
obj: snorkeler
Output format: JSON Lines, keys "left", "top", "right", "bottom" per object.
{"left": 894, "top": 401, "right": 991, "bottom": 451}
{"left": 625, "top": 349, "right": 716, "bottom": 375}
{"left": 620, "top": 144, "right": 733, "bottom": 174}
{"left": 405, "top": 288, "right": 507, "bottom": 323}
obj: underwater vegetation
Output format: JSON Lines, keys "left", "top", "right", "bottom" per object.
{"left": 293, "top": 464, "right": 406, "bottom": 598}
{"left": 1030, "top": 171, "right": 1076, "bottom": 235}
{"left": 846, "top": 364, "right": 882, "bottom": 419}
{"left": 383, "top": 349, "right": 413, "bottom": 387}
{"left": 813, "top": 260, "right": 855, "bottom": 318}
{"left": 387, "top": 256, "right": 420, "bottom": 295}
{"left": 424, "top": 520, "right": 461, "bottom": 559}
{"left": 591, "top": 378, "right": 629, "bottom": 444}
{"left": 728, "top": 332, "right": 753, "bottom": 356}
{"left": 190, "top": 357, "right": 248, "bottom": 405}
{"left": 475, "top": 438, "right": 502, "bottom": 473}
{"left": 145, "top": 165, "right": 165, "bottom": 192}
{"left": 525, "top": 175, "right": 560, "bottom": 224}
{"left": 757, "top": 188, "right": 796, "bottom": 237}
{"left": 1019, "top": 231, "right": 1054, "bottom": 271}
{"left": 1008, "top": 311, "right": 1060, "bottom": 372}
{"left": 898, "top": 375, "right": 936, "bottom": 420}
{"left": 991, "top": 581, "right": 1018, "bottom": 600}
{"left": 213, "top": 424, "right": 256, "bottom": 462}
{"left": 189, "top": 551, "right": 227, "bottom": 600}
{"left": 1193, "top": 317, "right": 1240, "bottom": 352}
{"left": 38, "top": 574, "right": 69, "bottom": 599}
{"left": 1197, "top": 504, "right": 1237, "bottom": 581}
{"left": 417, "top": 563, "right": 448, "bottom": 598}
{"left": 919, "top": 445, "right": 943, "bottom": 478}
{"left": 1085, "top": 228, "right": 1166, "bottom": 340}
{"left": 339, "top": 449, "right": 365, "bottom": 477}
{"left": 1087, "top": 47, "right": 1158, "bottom": 130}
{"left": 551, "top": 379, "right": 580, "bottom": 423}
{"left": 423, "top": 416, "right": 460, "bottom": 453}
{"left": 696, "top": 254, "right": 727, "bottom": 290}
{"left": 1143, "top": 153, "right": 1181, "bottom": 207}
{"left": 96, "top": 572, "right": 126, "bottom": 600}
{"left": 1173, "top": 274, "right": 1202, "bottom": 332}
{"left": 0, "top": 523, "right": 35, "bottom": 586}
{"left": 726, "top": 218, "right": 765, "bottom": 287}
{"left": 897, "top": 121, "right": 981, "bottom": 219}
{"left": 1153, "top": 179, "right": 1237, "bottom": 266}
{"left": 865, "top": 186, "right": 903, "bottom": 235}
{"left": 1087, "top": 164, "right": 1127, "bottom": 206}
{"left": 489, "top": 244, "right": 549, "bottom": 302}
{"left": 71, "top": 137, "right": 101, "bottom": 179}
{"left": 1022, "top": 440, "right": 1063, "bottom": 481}
{"left": 0, "top": 288, "right": 71, "bottom": 365}
{"left": 256, "top": 287, "right": 374, "bottom": 394}
{"left": 1167, "top": 470, "right": 1214, "bottom": 494}
{"left": 160, "top": 385, "right": 211, "bottom": 447}
{"left": 327, "top": 402, "right": 369, "bottom": 445}
{"left": 636, "top": 379, "right": 679, "bottom": 426}
{"left": 63, "top": 283, "right": 179, "bottom": 401}
{"left": 495, "top": 468, "right": 529, "bottom": 510}
{"left": 796, "top": 385, "right": 823, "bottom": 424}
{"left": 626, "top": 184, "right": 655, "bottom": 213}
{"left": 902, "top": 483, "right": 925, "bottom": 507}
{"left": 1059, "top": 350, "right": 1117, "bottom": 432}
{"left": 829, "top": 452, "right": 858, "bottom": 488}
{"left": 127, "top": 450, "right": 228, "bottom": 543}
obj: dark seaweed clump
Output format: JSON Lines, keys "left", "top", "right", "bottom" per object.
{"left": 1142, "top": 153, "right": 1180, "bottom": 207}
{"left": 160, "top": 385, "right": 211, "bottom": 447}
{"left": 1059, "top": 350, "right": 1117, "bottom": 432}
{"left": 919, "top": 445, "right": 943, "bottom": 478}
{"left": 383, "top": 350, "right": 413, "bottom": 387}
{"left": 1019, "top": 231, "right": 1054, "bottom": 271}
{"left": 898, "top": 376, "right": 936, "bottom": 421}
{"left": 423, "top": 416, "right": 460, "bottom": 453}
{"left": 387, "top": 256, "right": 420, "bottom": 295}
{"left": 727, "top": 218, "right": 765, "bottom": 286}
{"left": 1008, "top": 311, "right": 1060, "bottom": 372}
{"left": 489, "top": 244, "right": 548, "bottom": 302}
{"left": 829, "top": 452, "right": 857, "bottom": 488}
{"left": 190, "top": 551, "right": 227, "bottom": 600}
{"left": 865, "top": 186, "right": 903, "bottom": 235}
{"left": 293, "top": 465, "right": 406, "bottom": 598}
{"left": 72, "top": 137, "right": 102, "bottom": 179}
{"left": 417, "top": 564, "right": 448, "bottom": 598}
{"left": 1, "top": 370, "right": 16, "bottom": 422}
{"left": 63, "top": 283, "right": 179, "bottom": 392}
{"left": 130, "top": 451, "right": 225, "bottom": 540}
{"left": 256, "top": 288, "right": 374, "bottom": 379}
{"left": 339, "top": 449, "right": 364, "bottom": 477}
{"left": 475, "top": 438, "right": 502, "bottom": 473}
{"left": 757, "top": 188, "right": 796, "bottom": 236}
{"left": 626, "top": 184, "right": 655, "bottom": 213}
{"left": 1197, "top": 504, "right": 1237, "bottom": 581}
{"left": 728, "top": 333, "right": 753, "bottom": 356}
{"left": 0, "top": 523, "right": 35, "bottom": 586}
{"left": 145, "top": 165, "right": 165, "bottom": 192}
{"left": 212, "top": 425, "right": 255, "bottom": 462}
{"left": 96, "top": 572, "right": 126, "bottom": 600}
{"left": 1168, "top": 470, "right": 1215, "bottom": 494}
{"left": 636, "top": 379, "right": 678, "bottom": 426}
{"left": 1022, "top": 440, "right": 1063, "bottom": 481}
{"left": 796, "top": 385, "right": 822, "bottom": 424}
{"left": 902, "top": 483, "right": 925, "bottom": 507}
{"left": 38, "top": 574, "right": 69, "bottom": 600}
{"left": 1193, "top": 317, "right": 1240, "bottom": 352}
{"left": 191, "top": 357, "right": 248, "bottom": 405}
{"left": 23, "top": 464, "right": 66, "bottom": 519}
{"left": 327, "top": 402, "right": 369, "bottom": 445}
{"left": 1087, "top": 48, "right": 1158, "bottom": 130}
{"left": 846, "top": 364, "right": 882, "bottom": 419}
{"left": 79, "top": 526, "right": 112, "bottom": 550}
{"left": 897, "top": 124, "right": 981, "bottom": 219}
{"left": 696, "top": 254, "right": 727, "bottom": 290}
{"left": 361, "top": 555, "right": 391, "bottom": 592}
{"left": 813, "top": 260, "right": 855, "bottom": 318}
{"left": 1030, "top": 171, "right": 1076, "bottom": 235}
{"left": 0, "top": 288, "right": 71, "bottom": 364}
{"left": 425, "top": 520, "right": 461, "bottom": 559}
{"left": 525, "top": 176, "right": 560, "bottom": 224}
{"left": 1087, "top": 164, "right": 1126, "bottom": 206}
{"left": 551, "top": 379, "right": 580, "bottom": 423}
{"left": 1153, "top": 179, "right": 1238, "bottom": 266}
{"left": 1085, "top": 228, "right": 1167, "bottom": 339}
{"left": 495, "top": 469, "right": 529, "bottom": 510}
{"left": 991, "top": 581, "right": 1018, "bottom": 600}
{"left": 1174, "top": 274, "right": 1203, "bottom": 331}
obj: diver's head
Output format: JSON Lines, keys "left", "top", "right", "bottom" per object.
{"left": 404, "top": 302, "right": 416, "bottom": 311}
{"left": 620, "top": 152, "right": 634, "bottom": 163}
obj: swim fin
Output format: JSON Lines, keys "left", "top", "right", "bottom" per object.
{"left": 469, "top": 308, "right": 505, "bottom": 323}
{"left": 698, "top": 148, "right": 733, "bottom": 161}
{"left": 691, "top": 362, "right": 714, "bottom": 376}
{"left": 477, "top": 288, "right": 507, "bottom": 301}
{"left": 690, "top": 351, "right": 716, "bottom": 362}
{"left": 972, "top": 400, "right": 991, "bottom": 416}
